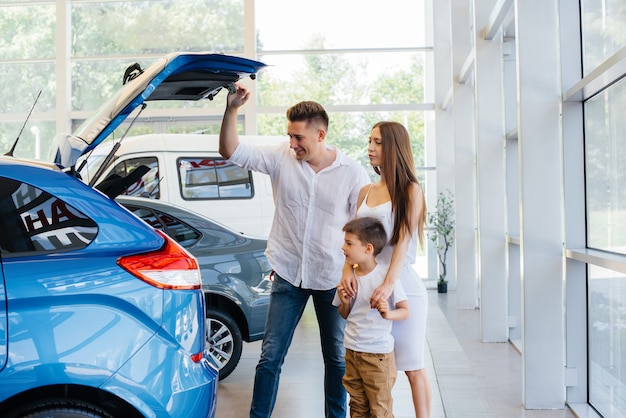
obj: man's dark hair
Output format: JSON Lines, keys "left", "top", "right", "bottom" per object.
{"left": 286, "top": 101, "right": 329, "bottom": 131}
{"left": 343, "top": 217, "right": 388, "bottom": 256}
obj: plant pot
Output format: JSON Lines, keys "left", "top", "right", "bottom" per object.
{"left": 437, "top": 282, "right": 447, "bottom": 293}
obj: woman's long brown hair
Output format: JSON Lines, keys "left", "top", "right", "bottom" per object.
{"left": 372, "top": 121, "right": 426, "bottom": 247}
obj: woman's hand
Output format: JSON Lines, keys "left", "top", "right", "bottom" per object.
{"left": 370, "top": 281, "right": 393, "bottom": 308}
{"left": 376, "top": 298, "right": 390, "bottom": 318}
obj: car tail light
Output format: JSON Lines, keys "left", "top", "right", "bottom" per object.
{"left": 118, "top": 230, "right": 201, "bottom": 289}
{"left": 191, "top": 352, "right": 204, "bottom": 363}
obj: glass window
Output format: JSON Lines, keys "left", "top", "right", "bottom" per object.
{"left": 127, "top": 206, "right": 160, "bottom": 229}
{"left": 584, "top": 78, "right": 626, "bottom": 255}
{"left": 178, "top": 157, "right": 254, "bottom": 199}
{"left": 258, "top": 110, "right": 426, "bottom": 185}
{"left": 71, "top": 59, "right": 134, "bottom": 112}
{"left": 154, "top": 210, "right": 201, "bottom": 247}
{"left": 256, "top": 0, "right": 427, "bottom": 50}
{"left": 71, "top": 0, "right": 244, "bottom": 57}
{"left": 0, "top": 62, "right": 56, "bottom": 114}
{"left": 1, "top": 121, "right": 57, "bottom": 162}
{"left": 588, "top": 264, "right": 626, "bottom": 416}
{"left": 0, "top": 3, "right": 55, "bottom": 60}
{"left": 581, "top": 0, "right": 626, "bottom": 75}
{"left": 123, "top": 205, "right": 201, "bottom": 247}
{"left": 257, "top": 52, "right": 427, "bottom": 107}
{"left": 0, "top": 177, "right": 98, "bottom": 255}
{"left": 109, "top": 157, "right": 160, "bottom": 199}
{"left": 109, "top": 157, "right": 161, "bottom": 199}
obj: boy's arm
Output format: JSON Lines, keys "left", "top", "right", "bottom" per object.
{"left": 337, "top": 301, "right": 351, "bottom": 319}
{"left": 336, "top": 285, "right": 352, "bottom": 319}
{"left": 378, "top": 299, "right": 409, "bottom": 321}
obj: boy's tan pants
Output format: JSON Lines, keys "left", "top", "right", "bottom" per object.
{"left": 343, "top": 348, "right": 397, "bottom": 418}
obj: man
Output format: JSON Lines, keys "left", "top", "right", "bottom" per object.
{"left": 218, "top": 84, "right": 370, "bottom": 418}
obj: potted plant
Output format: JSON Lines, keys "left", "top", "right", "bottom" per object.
{"left": 428, "top": 190, "right": 455, "bottom": 293}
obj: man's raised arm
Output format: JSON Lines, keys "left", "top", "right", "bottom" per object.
{"left": 218, "top": 84, "right": 250, "bottom": 159}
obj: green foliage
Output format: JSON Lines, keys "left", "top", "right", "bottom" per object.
{"left": 0, "top": 5, "right": 55, "bottom": 60}
{"left": 428, "top": 190, "right": 455, "bottom": 283}
{"left": 71, "top": 0, "right": 244, "bottom": 56}
{"left": 257, "top": 37, "right": 427, "bottom": 182}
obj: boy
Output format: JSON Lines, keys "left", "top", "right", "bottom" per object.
{"left": 334, "top": 217, "right": 409, "bottom": 418}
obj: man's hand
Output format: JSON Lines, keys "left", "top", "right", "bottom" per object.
{"left": 226, "top": 83, "right": 250, "bottom": 109}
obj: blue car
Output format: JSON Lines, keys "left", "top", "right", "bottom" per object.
{"left": 0, "top": 52, "right": 266, "bottom": 418}
{"left": 116, "top": 196, "right": 272, "bottom": 381}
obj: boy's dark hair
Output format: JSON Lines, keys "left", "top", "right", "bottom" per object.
{"left": 286, "top": 101, "right": 329, "bottom": 131}
{"left": 343, "top": 217, "right": 388, "bottom": 257}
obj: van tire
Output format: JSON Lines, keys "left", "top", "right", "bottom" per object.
{"left": 205, "top": 309, "right": 243, "bottom": 380}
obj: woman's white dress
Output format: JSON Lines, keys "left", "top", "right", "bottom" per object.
{"left": 357, "top": 196, "right": 428, "bottom": 371}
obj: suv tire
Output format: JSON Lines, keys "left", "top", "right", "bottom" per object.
{"left": 9, "top": 399, "right": 114, "bottom": 418}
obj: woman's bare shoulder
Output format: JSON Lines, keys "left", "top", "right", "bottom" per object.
{"left": 409, "top": 181, "right": 424, "bottom": 196}
{"left": 357, "top": 183, "right": 371, "bottom": 207}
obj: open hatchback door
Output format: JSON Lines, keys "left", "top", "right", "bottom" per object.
{"left": 52, "top": 52, "right": 266, "bottom": 170}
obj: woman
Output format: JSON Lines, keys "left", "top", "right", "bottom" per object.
{"left": 341, "top": 121, "right": 432, "bottom": 417}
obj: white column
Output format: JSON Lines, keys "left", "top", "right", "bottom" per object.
{"left": 56, "top": 0, "right": 71, "bottom": 134}
{"left": 559, "top": 0, "right": 587, "bottom": 407}
{"left": 244, "top": 0, "right": 258, "bottom": 134}
{"left": 451, "top": 0, "right": 478, "bottom": 307}
{"left": 503, "top": 37, "right": 523, "bottom": 349}
{"left": 515, "top": 0, "right": 565, "bottom": 408}
{"left": 473, "top": 0, "right": 508, "bottom": 342}
{"left": 432, "top": 0, "right": 456, "bottom": 285}
{"left": 423, "top": 0, "right": 439, "bottom": 283}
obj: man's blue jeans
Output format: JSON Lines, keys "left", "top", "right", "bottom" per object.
{"left": 250, "top": 274, "right": 347, "bottom": 418}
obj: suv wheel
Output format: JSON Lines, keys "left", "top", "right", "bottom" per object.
{"left": 205, "top": 309, "right": 243, "bottom": 380}
{"left": 8, "top": 399, "right": 114, "bottom": 418}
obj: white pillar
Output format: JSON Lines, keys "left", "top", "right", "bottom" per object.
{"left": 503, "top": 36, "right": 523, "bottom": 349}
{"left": 473, "top": 0, "right": 509, "bottom": 342}
{"left": 515, "top": 0, "right": 565, "bottom": 408}
{"left": 559, "top": 0, "right": 587, "bottom": 406}
{"left": 56, "top": 1, "right": 71, "bottom": 134}
{"left": 451, "top": 0, "right": 478, "bottom": 308}
{"left": 244, "top": 0, "right": 258, "bottom": 134}
{"left": 432, "top": 0, "right": 456, "bottom": 285}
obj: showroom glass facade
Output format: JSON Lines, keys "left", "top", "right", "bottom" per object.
{"left": 0, "top": 0, "right": 431, "bottom": 186}
{"left": 581, "top": 0, "right": 626, "bottom": 414}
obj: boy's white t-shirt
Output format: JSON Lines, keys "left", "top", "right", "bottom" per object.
{"left": 333, "top": 263, "right": 407, "bottom": 354}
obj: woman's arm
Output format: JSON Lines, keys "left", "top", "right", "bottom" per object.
{"left": 369, "top": 182, "right": 424, "bottom": 307}
{"left": 339, "top": 185, "right": 370, "bottom": 298}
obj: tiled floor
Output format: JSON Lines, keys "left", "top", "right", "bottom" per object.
{"left": 215, "top": 287, "right": 577, "bottom": 418}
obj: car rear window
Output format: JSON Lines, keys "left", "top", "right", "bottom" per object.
{"left": 124, "top": 205, "right": 201, "bottom": 247}
{"left": 0, "top": 177, "right": 98, "bottom": 256}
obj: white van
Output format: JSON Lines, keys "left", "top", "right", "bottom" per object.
{"left": 79, "top": 133, "right": 284, "bottom": 238}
